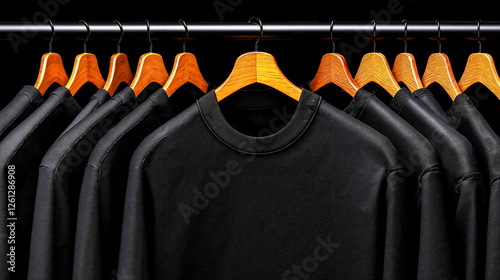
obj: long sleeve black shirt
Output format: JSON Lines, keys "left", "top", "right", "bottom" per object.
{"left": 389, "top": 88, "right": 488, "bottom": 280}
{"left": 73, "top": 85, "right": 204, "bottom": 280}
{"left": 118, "top": 88, "right": 414, "bottom": 279}
{"left": 313, "top": 85, "right": 454, "bottom": 280}
{"left": 413, "top": 87, "right": 500, "bottom": 280}
{"left": 27, "top": 87, "right": 149, "bottom": 280}
{"left": 0, "top": 87, "right": 87, "bottom": 280}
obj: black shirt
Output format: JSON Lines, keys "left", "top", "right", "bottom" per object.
{"left": 73, "top": 85, "right": 204, "bottom": 280}
{"left": 118, "top": 88, "right": 413, "bottom": 279}
{"left": 314, "top": 86, "right": 454, "bottom": 279}
{"left": 445, "top": 93, "right": 500, "bottom": 280}
{"left": 0, "top": 86, "right": 44, "bottom": 142}
{"left": 28, "top": 87, "right": 146, "bottom": 280}
{"left": 414, "top": 88, "right": 500, "bottom": 280}
{"left": 389, "top": 88, "right": 488, "bottom": 280}
{"left": 0, "top": 87, "right": 85, "bottom": 280}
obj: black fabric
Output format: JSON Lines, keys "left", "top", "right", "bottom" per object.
{"left": 28, "top": 87, "right": 148, "bottom": 280}
{"left": 73, "top": 84, "right": 204, "bottom": 280}
{"left": 419, "top": 91, "right": 500, "bottom": 280}
{"left": 0, "top": 86, "right": 44, "bottom": 142}
{"left": 118, "top": 88, "right": 413, "bottom": 279}
{"left": 61, "top": 88, "right": 111, "bottom": 135}
{"left": 0, "top": 87, "right": 84, "bottom": 280}
{"left": 413, "top": 88, "right": 455, "bottom": 127}
{"left": 315, "top": 86, "right": 454, "bottom": 279}
{"left": 463, "top": 84, "right": 500, "bottom": 136}
{"left": 446, "top": 93, "right": 500, "bottom": 280}
{"left": 389, "top": 88, "right": 488, "bottom": 280}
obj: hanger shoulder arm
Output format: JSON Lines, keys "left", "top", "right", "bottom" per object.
{"left": 66, "top": 53, "right": 105, "bottom": 96}
{"left": 355, "top": 53, "right": 400, "bottom": 96}
{"left": 422, "top": 53, "right": 461, "bottom": 99}
{"left": 392, "top": 53, "right": 423, "bottom": 93}
{"left": 458, "top": 53, "right": 500, "bottom": 98}
{"left": 103, "top": 53, "right": 134, "bottom": 95}
{"left": 34, "top": 53, "right": 69, "bottom": 95}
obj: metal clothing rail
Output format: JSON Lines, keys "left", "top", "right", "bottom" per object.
{"left": 1, "top": 21, "right": 500, "bottom": 40}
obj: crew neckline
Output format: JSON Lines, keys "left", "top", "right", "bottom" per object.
{"left": 197, "top": 88, "right": 321, "bottom": 155}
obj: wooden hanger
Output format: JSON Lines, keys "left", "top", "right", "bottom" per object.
{"left": 102, "top": 21, "right": 133, "bottom": 96}
{"left": 393, "top": 53, "right": 423, "bottom": 92}
{"left": 34, "top": 20, "right": 69, "bottom": 96}
{"left": 458, "top": 21, "right": 500, "bottom": 99}
{"left": 215, "top": 17, "right": 302, "bottom": 102}
{"left": 103, "top": 53, "right": 133, "bottom": 96}
{"left": 164, "top": 53, "right": 208, "bottom": 96}
{"left": 65, "top": 20, "right": 105, "bottom": 96}
{"left": 392, "top": 20, "right": 423, "bottom": 92}
{"left": 422, "top": 54, "right": 461, "bottom": 100}
{"left": 421, "top": 20, "right": 461, "bottom": 100}
{"left": 130, "top": 20, "right": 169, "bottom": 96}
{"left": 310, "top": 21, "right": 359, "bottom": 97}
{"left": 459, "top": 53, "right": 500, "bottom": 99}
{"left": 163, "top": 19, "right": 208, "bottom": 96}
{"left": 354, "top": 21, "right": 401, "bottom": 96}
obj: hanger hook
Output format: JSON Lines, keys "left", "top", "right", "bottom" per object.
{"left": 145, "top": 19, "right": 152, "bottom": 52}
{"left": 178, "top": 18, "right": 188, "bottom": 53}
{"left": 330, "top": 20, "right": 337, "bottom": 53}
{"left": 477, "top": 19, "right": 482, "bottom": 53}
{"left": 402, "top": 19, "right": 408, "bottom": 53}
{"left": 46, "top": 19, "right": 55, "bottom": 53}
{"left": 79, "top": 20, "right": 90, "bottom": 53}
{"left": 249, "top": 17, "right": 263, "bottom": 51}
{"left": 372, "top": 20, "right": 377, "bottom": 53}
{"left": 435, "top": 19, "right": 441, "bottom": 53}
{"left": 113, "top": 20, "right": 124, "bottom": 54}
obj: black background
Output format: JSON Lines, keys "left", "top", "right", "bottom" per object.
{"left": 0, "top": 0, "right": 499, "bottom": 108}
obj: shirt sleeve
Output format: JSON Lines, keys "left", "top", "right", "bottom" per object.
{"left": 72, "top": 165, "right": 102, "bottom": 280}
{"left": 418, "top": 168, "right": 455, "bottom": 279}
{"left": 28, "top": 165, "right": 58, "bottom": 280}
{"left": 454, "top": 174, "right": 488, "bottom": 280}
{"left": 118, "top": 157, "right": 151, "bottom": 280}
{"left": 29, "top": 164, "right": 81, "bottom": 280}
{"left": 383, "top": 168, "right": 415, "bottom": 279}
{"left": 486, "top": 179, "right": 500, "bottom": 279}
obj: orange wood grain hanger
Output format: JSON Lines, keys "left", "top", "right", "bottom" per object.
{"left": 163, "top": 19, "right": 208, "bottom": 96}
{"left": 393, "top": 53, "right": 423, "bottom": 92}
{"left": 103, "top": 54, "right": 133, "bottom": 96}
{"left": 164, "top": 53, "right": 208, "bottom": 96}
{"left": 310, "top": 21, "right": 359, "bottom": 97}
{"left": 421, "top": 20, "right": 461, "bottom": 100}
{"left": 392, "top": 20, "right": 423, "bottom": 92}
{"left": 102, "top": 21, "right": 133, "bottom": 96}
{"left": 422, "top": 54, "right": 461, "bottom": 100}
{"left": 65, "top": 20, "right": 105, "bottom": 96}
{"left": 130, "top": 20, "right": 169, "bottom": 96}
{"left": 215, "top": 17, "right": 302, "bottom": 102}
{"left": 354, "top": 21, "right": 401, "bottom": 97}
{"left": 459, "top": 53, "right": 500, "bottom": 99}
{"left": 458, "top": 21, "right": 500, "bottom": 100}
{"left": 34, "top": 20, "right": 69, "bottom": 96}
